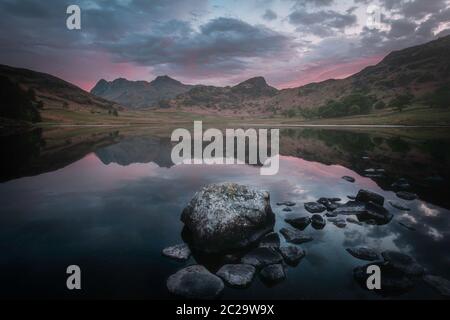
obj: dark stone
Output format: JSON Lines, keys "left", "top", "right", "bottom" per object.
{"left": 333, "top": 220, "right": 347, "bottom": 228}
{"left": 304, "top": 202, "right": 327, "bottom": 213}
{"left": 181, "top": 183, "right": 275, "bottom": 253}
{"left": 282, "top": 207, "right": 292, "bottom": 212}
{"left": 216, "top": 264, "right": 256, "bottom": 288}
{"left": 317, "top": 197, "right": 341, "bottom": 211}
{"left": 342, "top": 176, "right": 355, "bottom": 183}
{"left": 167, "top": 265, "right": 224, "bottom": 299}
{"left": 355, "top": 189, "right": 385, "bottom": 206}
{"left": 259, "top": 232, "right": 280, "bottom": 249}
{"left": 277, "top": 201, "right": 296, "bottom": 206}
{"left": 398, "top": 221, "right": 416, "bottom": 231}
{"left": 353, "top": 262, "right": 414, "bottom": 296}
{"left": 279, "top": 245, "right": 306, "bottom": 265}
{"left": 285, "top": 215, "right": 311, "bottom": 230}
{"left": 240, "top": 247, "right": 283, "bottom": 268}
{"left": 347, "top": 195, "right": 356, "bottom": 200}
{"left": 391, "top": 178, "right": 410, "bottom": 190}
{"left": 389, "top": 200, "right": 410, "bottom": 211}
{"left": 259, "top": 264, "right": 285, "bottom": 283}
{"left": 162, "top": 243, "right": 191, "bottom": 261}
{"left": 346, "top": 247, "right": 379, "bottom": 261}
{"left": 326, "top": 212, "right": 338, "bottom": 218}
{"left": 280, "top": 228, "right": 313, "bottom": 244}
{"left": 381, "top": 251, "right": 424, "bottom": 276}
{"left": 358, "top": 201, "right": 393, "bottom": 224}
{"left": 396, "top": 191, "right": 418, "bottom": 201}
{"left": 311, "top": 214, "right": 326, "bottom": 229}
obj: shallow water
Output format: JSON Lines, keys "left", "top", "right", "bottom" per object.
{"left": 0, "top": 126, "right": 449, "bottom": 299}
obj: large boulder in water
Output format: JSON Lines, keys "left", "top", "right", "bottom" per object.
{"left": 181, "top": 183, "right": 275, "bottom": 253}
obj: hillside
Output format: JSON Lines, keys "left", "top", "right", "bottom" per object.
{"left": 0, "top": 64, "right": 122, "bottom": 124}
{"left": 166, "top": 76, "right": 279, "bottom": 115}
{"left": 268, "top": 35, "right": 450, "bottom": 118}
{"left": 91, "top": 75, "right": 194, "bottom": 109}
{"left": 161, "top": 35, "right": 449, "bottom": 117}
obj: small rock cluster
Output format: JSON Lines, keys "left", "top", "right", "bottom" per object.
{"left": 163, "top": 183, "right": 307, "bottom": 299}
{"left": 162, "top": 182, "right": 449, "bottom": 299}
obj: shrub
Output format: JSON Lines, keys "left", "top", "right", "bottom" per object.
{"left": 0, "top": 76, "right": 41, "bottom": 122}
{"left": 390, "top": 94, "right": 414, "bottom": 111}
{"left": 373, "top": 100, "right": 386, "bottom": 110}
{"left": 426, "top": 86, "right": 449, "bottom": 108}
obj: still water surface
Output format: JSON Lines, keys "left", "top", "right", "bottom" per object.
{"left": 0, "top": 126, "right": 449, "bottom": 299}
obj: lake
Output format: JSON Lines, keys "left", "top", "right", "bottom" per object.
{"left": 0, "top": 125, "right": 449, "bottom": 299}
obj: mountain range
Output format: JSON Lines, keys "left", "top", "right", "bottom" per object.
{"left": 90, "top": 35, "right": 450, "bottom": 116}
{"left": 91, "top": 75, "right": 194, "bottom": 108}
{"left": 1, "top": 35, "right": 449, "bottom": 125}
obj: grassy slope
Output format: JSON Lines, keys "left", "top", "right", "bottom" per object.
{"left": 37, "top": 103, "right": 450, "bottom": 127}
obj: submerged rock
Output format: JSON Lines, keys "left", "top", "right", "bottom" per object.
{"left": 311, "top": 214, "right": 326, "bottom": 229}
{"left": 333, "top": 220, "right": 347, "bottom": 228}
{"left": 259, "top": 232, "right": 280, "bottom": 249}
{"left": 277, "top": 201, "right": 296, "bottom": 206}
{"left": 162, "top": 243, "right": 191, "bottom": 261}
{"left": 167, "top": 265, "right": 224, "bottom": 299}
{"left": 216, "top": 264, "right": 256, "bottom": 288}
{"left": 359, "top": 202, "right": 393, "bottom": 224}
{"left": 285, "top": 215, "right": 311, "bottom": 230}
{"left": 381, "top": 251, "right": 424, "bottom": 276}
{"left": 355, "top": 189, "right": 385, "bottom": 206}
{"left": 326, "top": 212, "right": 338, "bottom": 218}
{"left": 333, "top": 200, "right": 392, "bottom": 224}
{"left": 391, "top": 178, "right": 411, "bottom": 190}
{"left": 260, "top": 264, "right": 285, "bottom": 283}
{"left": 318, "top": 198, "right": 341, "bottom": 211}
{"left": 279, "top": 245, "right": 306, "bottom": 265}
{"left": 304, "top": 202, "right": 327, "bottom": 213}
{"left": 282, "top": 207, "right": 292, "bottom": 212}
{"left": 240, "top": 247, "right": 283, "bottom": 268}
{"left": 389, "top": 200, "right": 410, "bottom": 211}
{"left": 346, "top": 217, "right": 363, "bottom": 226}
{"left": 398, "top": 221, "right": 416, "bottom": 231}
{"left": 346, "top": 247, "right": 379, "bottom": 261}
{"left": 181, "top": 183, "right": 275, "bottom": 253}
{"left": 423, "top": 275, "right": 450, "bottom": 297}
{"left": 396, "top": 191, "right": 418, "bottom": 201}
{"left": 280, "top": 227, "right": 313, "bottom": 244}
{"left": 353, "top": 262, "right": 414, "bottom": 296}
{"left": 342, "top": 176, "right": 355, "bottom": 183}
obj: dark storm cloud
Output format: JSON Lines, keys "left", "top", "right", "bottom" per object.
{"left": 289, "top": 9, "right": 357, "bottom": 36}
{"left": 104, "top": 17, "right": 295, "bottom": 76}
{"left": 388, "top": 19, "right": 417, "bottom": 38}
{"left": 0, "top": 0, "right": 295, "bottom": 79}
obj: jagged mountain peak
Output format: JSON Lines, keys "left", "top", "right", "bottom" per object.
{"left": 150, "top": 75, "right": 182, "bottom": 86}
{"left": 91, "top": 75, "right": 193, "bottom": 108}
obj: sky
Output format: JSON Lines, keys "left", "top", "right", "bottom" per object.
{"left": 0, "top": 0, "right": 449, "bottom": 91}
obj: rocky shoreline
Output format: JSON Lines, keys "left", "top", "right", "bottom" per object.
{"left": 162, "top": 182, "right": 449, "bottom": 299}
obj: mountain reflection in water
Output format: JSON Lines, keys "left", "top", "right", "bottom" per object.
{"left": 0, "top": 126, "right": 449, "bottom": 299}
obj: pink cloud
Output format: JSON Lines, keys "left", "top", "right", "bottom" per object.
{"left": 278, "top": 55, "right": 385, "bottom": 89}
